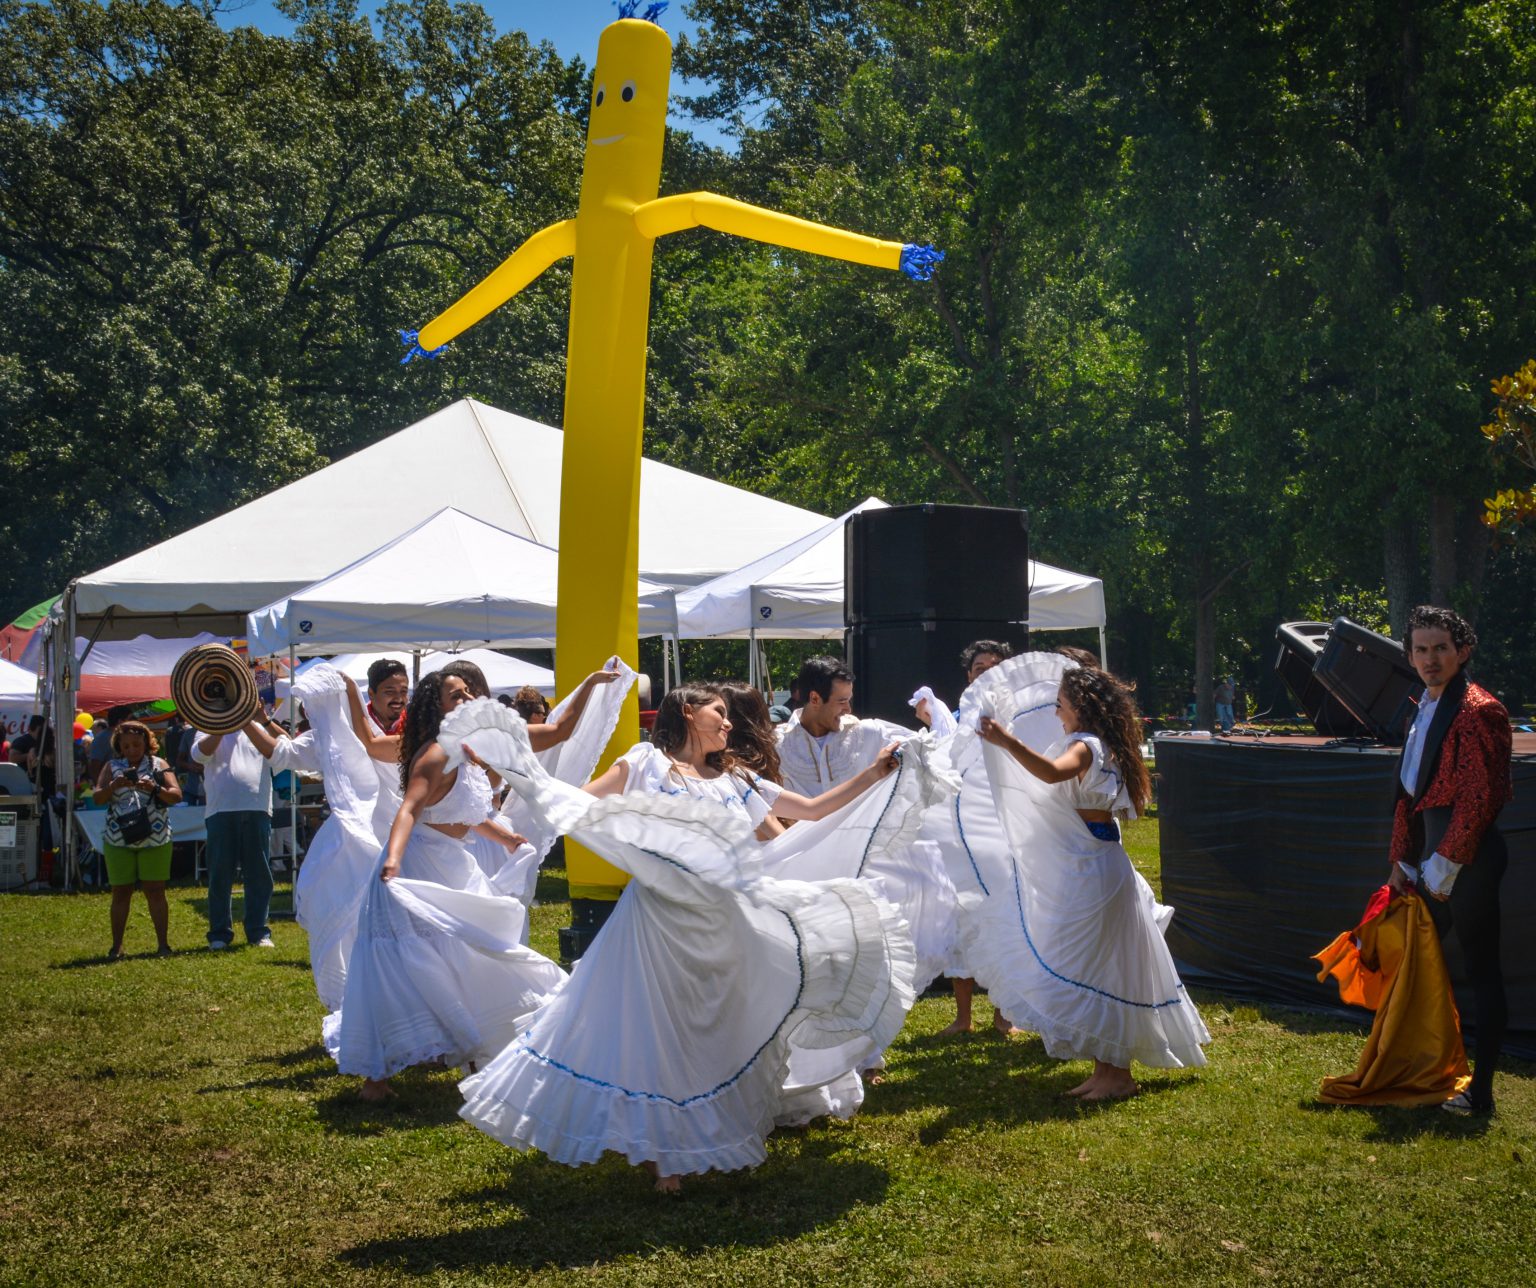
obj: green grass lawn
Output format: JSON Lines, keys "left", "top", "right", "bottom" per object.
{"left": 2, "top": 818, "right": 1531, "bottom": 1285}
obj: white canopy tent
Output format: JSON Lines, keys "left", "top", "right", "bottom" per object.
{"left": 67, "top": 398, "right": 827, "bottom": 642}
{"left": 676, "top": 498, "right": 888, "bottom": 640}
{"left": 675, "top": 497, "right": 1109, "bottom": 665}
{"left": 0, "top": 656, "right": 38, "bottom": 738}
{"left": 247, "top": 508, "right": 679, "bottom": 655}
{"left": 53, "top": 398, "right": 822, "bottom": 881}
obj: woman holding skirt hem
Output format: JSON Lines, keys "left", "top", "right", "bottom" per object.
{"left": 448, "top": 685, "right": 946, "bottom": 1192}
{"left": 967, "top": 655, "right": 1209, "bottom": 1100}
{"left": 327, "top": 666, "right": 566, "bottom": 1101}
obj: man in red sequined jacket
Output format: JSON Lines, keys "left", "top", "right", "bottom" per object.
{"left": 1388, "top": 605, "right": 1513, "bottom": 1115}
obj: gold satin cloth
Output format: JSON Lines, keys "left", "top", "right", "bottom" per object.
{"left": 1313, "top": 893, "right": 1470, "bottom": 1106}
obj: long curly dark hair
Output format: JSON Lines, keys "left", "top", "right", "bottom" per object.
{"left": 649, "top": 684, "right": 740, "bottom": 779}
{"left": 710, "top": 680, "right": 782, "bottom": 784}
{"left": 1059, "top": 665, "right": 1151, "bottom": 814}
{"left": 398, "top": 671, "right": 446, "bottom": 791}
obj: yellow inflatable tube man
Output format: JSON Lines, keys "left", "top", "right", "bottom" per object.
{"left": 407, "top": 11, "right": 941, "bottom": 902}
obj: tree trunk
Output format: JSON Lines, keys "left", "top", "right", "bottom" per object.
{"left": 1182, "top": 298, "right": 1216, "bottom": 731}
{"left": 1194, "top": 563, "right": 1216, "bottom": 732}
{"left": 1382, "top": 514, "right": 1417, "bottom": 639}
{"left": 1457, "top": 503, "right": 1492, "bottom": 626}
{"left": 1428, "top": 493, "right": 1457, "bottom": 605}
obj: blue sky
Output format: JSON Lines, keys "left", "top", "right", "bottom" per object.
{"left": 211, "top": 1, "right": 732, "bottom": 148}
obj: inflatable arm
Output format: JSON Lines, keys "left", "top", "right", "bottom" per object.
{"left": 411, "top": 219, "right": 579, "bottom": 357}
{"left": 634, "top": 192, "right": 942, "bottom": 279}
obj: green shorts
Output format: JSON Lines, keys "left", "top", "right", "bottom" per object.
{"left": 104, "top": 842, "right": 173, "bottom": 887}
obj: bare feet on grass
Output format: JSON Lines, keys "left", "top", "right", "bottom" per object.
{"left": 937, "top": 1018, "right": 974, "bottom": 1038}
{"left": 359, "top": 1078, "right": 397, "bottom": 1102}
{"left": 1072, "top": 1060, "right": 1140, "bottom": 1102}
{"left": 992, "top": 1011, "right": 1022, "bottom": 1037}
{"left": 642, "top": 1161, "right": 681, "bottom": 1194}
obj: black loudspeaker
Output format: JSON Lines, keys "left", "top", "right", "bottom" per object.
{"left": 1313, "top": 617, "right": 1423, "bottom": 744}
{"left": 845, "top": 504, "right": 1031, "bottom": 723}
{"left": 1274, "top": 622, "right": 1368, "bottom": 737}
{"left": 846, "top": 504, "right": 1031, "bottom": 625}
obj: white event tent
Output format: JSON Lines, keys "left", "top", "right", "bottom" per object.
{"left": 675, "top": 497, "right": 1109, "bottom": 661}
{"left": 0, "top": 656, "right": 38, "bottom": 737}
{"left": 247, "top": 508, "right": 678, "bottom": 655}
{"left": 49, "top": 397, "right": 827, "bottom": 885}
{"left": 65, "top": 398, "right": 827, "bottom": 642}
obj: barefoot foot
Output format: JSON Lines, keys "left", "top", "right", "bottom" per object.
{"left": 992, "top": 1012, "right": 1022, "bottom": 1037}
{"left": 937, "top": 1018, "right": 975, "bottom": 1038}
{"left": 1079, "top": 1081, "right": 1140, "bottom": 1102}
{"left": 359, "top": 1078, "right": 397, "bottom": 1102}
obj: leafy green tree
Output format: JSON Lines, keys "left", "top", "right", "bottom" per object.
{"left": 0, "top": 0, "right": 585, "bottom": 618}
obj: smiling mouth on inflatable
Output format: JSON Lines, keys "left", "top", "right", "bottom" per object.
{"left": 589, "top": 134, "right": 625, "bottom": 147}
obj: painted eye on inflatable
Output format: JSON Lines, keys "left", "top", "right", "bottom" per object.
{"left": 595, "top": 84, "right": 606, "bottom": 107}
{"left": 621, "top": 80, "right": 636, "bottom": 102}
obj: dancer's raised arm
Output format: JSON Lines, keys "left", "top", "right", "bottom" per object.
{"left": 345, "top": 675, "right": 402, "bottom": 764}
{"left": 530, "top": 667, "right": 622, "bottom": 752}
{"left": 978, "top": 716, "right": 1091, "bottom": 784}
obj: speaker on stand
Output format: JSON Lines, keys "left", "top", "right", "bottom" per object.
{"left": 845, "top": 504, "right": 1030, "bottom": 723}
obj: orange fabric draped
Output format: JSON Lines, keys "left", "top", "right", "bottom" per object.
{"left": 1313, "top": 891, "right": 1470, "bottom": 1106}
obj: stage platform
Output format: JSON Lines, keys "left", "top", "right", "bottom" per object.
{"left": 1156, "top": 732, "right": 1536, "bottom": 1060}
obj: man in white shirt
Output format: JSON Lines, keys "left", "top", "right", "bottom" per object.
{"left": 193, "top": 716, "right": 281, "bottom": 950}
{"left": 775, "top": 656, "right": 913, "bottom": 798}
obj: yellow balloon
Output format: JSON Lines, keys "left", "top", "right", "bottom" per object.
{"left": 76, "top": 712, "right": 94, "bottom": 730}
{"left": 414, "top": 16, "right": 938, "bottom": 899}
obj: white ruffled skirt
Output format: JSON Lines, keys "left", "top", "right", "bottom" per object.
{"left": 324, "top": 824, "right": 565, "bottom": 1080}
{"left": 295, "top": 809, "right": 383, "bottom": 1013}
{"left": 460, "top": 859, "right": 912, "bottom": 1174}
{"left": 442, "top": 704, "right": 924, "bottom": 1176}
{"left": 962, "top": 821, "right": 1207, "bottom": 1069}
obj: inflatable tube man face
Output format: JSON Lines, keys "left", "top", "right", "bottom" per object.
{"left": 581, "top": 20, "right": 671, "bottom": 213}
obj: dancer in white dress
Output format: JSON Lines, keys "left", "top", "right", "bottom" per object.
{"left": 714, "top": 679, "right": 957, "bottom": 1089}
{"left": 913, "top": 638, "right": 1023, "bottom": 1038}
{"left": 328, "top": 666, "right": 567, "bottom": 1101}
{"left": 243, "top": 665, "right": 389, "bottom": 1013}
{"left": 966, "top": 655, "right": 1210, "bottom": 1100}
{"left": 451, "top": 684, "right": 948, "bottom": 1193}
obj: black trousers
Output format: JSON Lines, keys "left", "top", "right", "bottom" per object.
{"left": 1418, "top": 810, "right": 1508, "bottom": 1106}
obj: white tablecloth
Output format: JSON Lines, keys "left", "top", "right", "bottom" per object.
{"left": 75, "top": 805, "right": 208, "bottom": 850}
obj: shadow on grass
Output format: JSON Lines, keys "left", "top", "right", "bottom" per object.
{"left": 196, "top": 1041, "right": 470, "bottom": 1133}
{"left": 1298, "top": 1099, "right": 1496, "bottom": 1141}
{"left": 860, "top": 1028, "right": 1197, "bottom": 1142}
{"left": 338, "top": 1133, "right": 888, "bottom": 1271}
{"left": 312, "top": 1071, "right": 470, "bottom": 1136}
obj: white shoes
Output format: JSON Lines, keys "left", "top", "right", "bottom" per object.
{"left": 254, "top": 935, "right": 276, "bottom": 949}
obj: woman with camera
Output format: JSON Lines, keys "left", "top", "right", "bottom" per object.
{"left": 91, "top": 719, "right": 182, "bottom": 959}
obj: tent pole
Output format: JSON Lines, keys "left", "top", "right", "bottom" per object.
{"left": 748, "top": 627, "right": 758, "bottom": 688}
{"left": 288, "top": 644, "right": 299, "bottom": 879}
{"left": 60, "top": 587, "right": 78, "bottom": 890}
{"left": 1098, "top": 626, "right": 1108, "bottom": 669}
{"left": 660, "top": 636, "right": 669, "bottom": 697}
{"left": 674, "top": 636, "right": 682, "bottom": 689}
